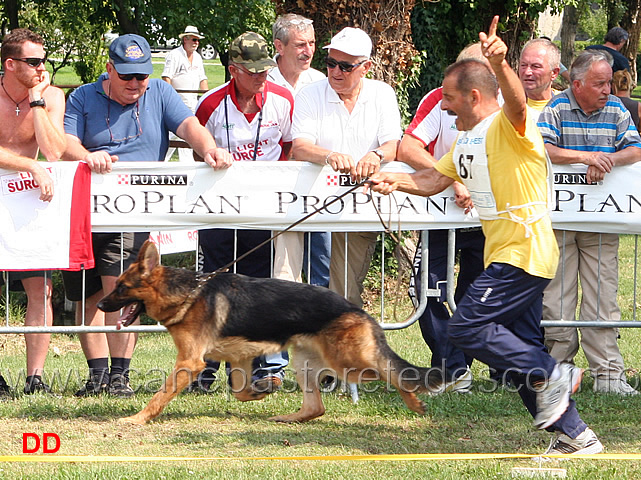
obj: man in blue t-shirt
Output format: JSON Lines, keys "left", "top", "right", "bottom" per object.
{"left": 62, "top": 34, "right": 232, "bottom": 398}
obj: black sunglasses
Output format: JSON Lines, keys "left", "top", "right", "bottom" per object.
{"left": 325, "top": 56, "right": 366, "bottom": 73}
{"left": 11, "top": 57, "right": 47, "bottom": 67}
{"left": 117, "top": 72, "right": 150, "bottom": 82}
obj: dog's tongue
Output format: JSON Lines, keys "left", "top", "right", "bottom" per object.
{"left": 117, "top": 304, "right": 139, "bottom": 329}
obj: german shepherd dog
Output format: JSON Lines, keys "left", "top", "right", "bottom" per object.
{"left": 97, "top": 240, "right": 442, "bottom": 424}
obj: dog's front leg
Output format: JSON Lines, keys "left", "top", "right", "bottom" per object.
{"left": 120, "top": 359, "right": 205, "bottom": 425}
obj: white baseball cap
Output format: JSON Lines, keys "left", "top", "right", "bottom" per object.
{"left": 323, "top": 27, "right": 372, "bottom": 58}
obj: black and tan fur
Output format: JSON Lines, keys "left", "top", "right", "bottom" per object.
{"left": 97, "top": 240, "right": 442, "bottom": 424}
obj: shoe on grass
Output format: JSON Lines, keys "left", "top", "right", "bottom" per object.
{"left": 251, "top": 371, "right": 284, "bottom": 394}
{"left": 24, "top": 376, "right": 51, "bottom": 395}
{"left": 74, "top": 375, "right": 109, "bottom": 397}
{"left": 108, "top": 374, "right": 134, "bottom": 398}
{"left": 428, "top": 367, "right": 472, "bottom": 395}
{"left": 533, "top": 363, "right": 583, "bottom": 430}
{"left": 0, "top": 374, "right": 12, "bottom": 399}
{"left": 593, "top": 377, "right": 639, "bottom": 396}
{"left": 537, "top": 427, "right": 603, "bottom": 460}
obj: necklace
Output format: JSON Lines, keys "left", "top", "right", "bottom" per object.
{"left": 1, "top": 76, "right": 29, "bottom": 116}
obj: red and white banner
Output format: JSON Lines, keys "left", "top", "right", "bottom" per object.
{"left": 0, "top": 162, "right": 94, "bottom": 270}
{"left": 3, "top": 160, "right": 641, "bottom": 269}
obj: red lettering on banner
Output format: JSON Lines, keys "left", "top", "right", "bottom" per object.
{"left": 22, "top": 433, "right": 61, "bottom": 453}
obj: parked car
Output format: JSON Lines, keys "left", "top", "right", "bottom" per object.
{"left": 103, "top": 32, "right": 217, "bottom": 60}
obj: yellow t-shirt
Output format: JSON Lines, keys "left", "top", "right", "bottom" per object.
{"left": 435, "top": 109, "right": 559, "bottom": 279}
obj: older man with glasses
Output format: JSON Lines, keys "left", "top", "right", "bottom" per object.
{"left": 62, "top": 34, "right": 232, "bottom": 398}
{"left": 292, "top": 27, "right": 402, "bottom": 308}
{"left": 162, "top": 25, "right": 209, "bottom": 162}
{"left": 193, "top": 31, "right": 294, "bottom": 394}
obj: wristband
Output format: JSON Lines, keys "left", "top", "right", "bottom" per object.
{"left": 325, "top": 151, "right": 334, "bottom": 165}
{"left": 29, "top": 99, "right": 46, "bottom": 108}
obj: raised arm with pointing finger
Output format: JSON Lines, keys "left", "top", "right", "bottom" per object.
{"left": 371, "top": 16, "right": 603, "bottom": 458}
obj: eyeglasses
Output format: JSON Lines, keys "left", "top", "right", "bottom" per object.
{"left": 117, "top": 72, "right": 150, "bottom": 82}
{"left": 107, "top": 100, "right": 143, "bottom": 143}
{"left": 11, "top": 57, "right": 47, "bottom": 67}
{"left": 325, "top": 56, "right": 366, "bottom": 73}
{"left": 290, "top": 19, "right": 313, "bottom": 26}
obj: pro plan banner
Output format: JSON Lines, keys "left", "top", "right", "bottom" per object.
{"left": 90, "top": 161, "right": 641, "bottom": 235}
{"left": 3, "top": 160, "right": 641, "bottom": 270}
{"left": 0, "top": 162, "right": 93, "bottom": 270}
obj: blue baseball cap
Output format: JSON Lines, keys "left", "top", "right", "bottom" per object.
{"left": 109, "top": 34, "right": 153, "bottom": 75}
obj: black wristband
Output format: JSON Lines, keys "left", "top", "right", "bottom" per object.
{"left": 29, "top": 99, "right": 46, "bottom": 108}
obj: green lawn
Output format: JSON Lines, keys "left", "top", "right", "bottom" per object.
{"left": 50, "top": 58, "right": 227, "bottom": 91}
{"left": 1, "top": 236, "right": 641, "bottom": 478}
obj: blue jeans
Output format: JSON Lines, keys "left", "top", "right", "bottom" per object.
{"left": 303, "top": 232, "right": 331, "bottom": 287}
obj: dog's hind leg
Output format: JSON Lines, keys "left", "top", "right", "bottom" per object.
{"left": 269, "top": 346, "right": 326, "bottom": 423}
{"left": 120, "top": 356, "right": 206, "bottom": 425}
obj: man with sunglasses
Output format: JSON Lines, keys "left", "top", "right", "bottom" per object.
{"left": 267, "top": 14, "right": 331, "bottom": 291}
{"left": 62, "top": 34, "right": 232, "bottom": 398}
{"left": 193, "top": 31, "right": 294, "bottom": 394}
{"left": 292, "top": 27, "right": 402, "bottom": 308}
{"left": 162, "top": 25, "right": 209, "bottom": 162}
{"left": 0, "top": 28, "right": 66, "bottom": 396}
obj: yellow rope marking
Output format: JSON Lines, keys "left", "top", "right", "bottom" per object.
{"left": 1, "top": 453, "right": 641, "bottom": 462}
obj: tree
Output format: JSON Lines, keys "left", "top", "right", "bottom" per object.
{"left": 620, "top": 0, "right": 641, "bottom": 82}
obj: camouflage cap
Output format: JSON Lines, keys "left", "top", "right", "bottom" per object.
{"left": 229, "top": 32, "right": 277, "bottom": 73}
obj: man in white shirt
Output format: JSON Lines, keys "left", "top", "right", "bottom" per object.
{"left": 292, "top": 27, "right": 402, "bottom": 307}
{"left": 162, "top": 26, "right": 209, "bottom": 162}
{"left": 268, "top": 14, "right": 330, "bottom": 288}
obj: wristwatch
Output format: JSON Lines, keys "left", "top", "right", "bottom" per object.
{"left": 371, "top": 149, "right": 384, "bottom": 161}
{"left": 29, "top": 99, "right": 46, "bottom": 108}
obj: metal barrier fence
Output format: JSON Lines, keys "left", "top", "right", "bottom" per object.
{"left": 3, "top": 230, "right": 641, "bottom": 334}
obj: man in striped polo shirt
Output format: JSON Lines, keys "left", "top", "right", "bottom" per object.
{"left": 538, "top": 49, "right": 641, "bottom": 395}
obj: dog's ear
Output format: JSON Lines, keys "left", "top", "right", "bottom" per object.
{"left": 139, "top": 240, "right": 160, "bottom": 276}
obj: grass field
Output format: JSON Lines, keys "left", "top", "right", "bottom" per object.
{"left": 1, "top": 237, "right": 641, "bottom": 478}
{"left": 49, "top": 58, "right": 227, "bottom": 91}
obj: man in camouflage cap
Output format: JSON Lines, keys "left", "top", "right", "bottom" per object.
{"left": 229, "top": 31, "right": 277, "bottom": 73}
{"left": 192, "top": 31, "right": 293, "bottom": 394}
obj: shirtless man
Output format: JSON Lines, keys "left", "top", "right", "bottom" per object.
{"left": 0, "top": 28, "right": 66, "bottom": 395}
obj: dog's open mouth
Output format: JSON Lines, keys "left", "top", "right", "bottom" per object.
{"left": 116, "top": 303, "right": 144, "bottom": 330}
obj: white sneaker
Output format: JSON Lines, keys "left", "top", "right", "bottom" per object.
{"left": 538, "top": 427, "right": 604, "bottom": 460}
{"left": 533, "top": 363, "right": 583, "bottom": 430}
{"left": 593, "top": 377, "right": 639, "bottom": 396}
{"left": 428, "top": 367, "right": 472, "bottom": 396}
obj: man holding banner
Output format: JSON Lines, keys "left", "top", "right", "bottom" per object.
{"left": 62, "top": 34, "right": 231, "bottom": 398}
{"left": 0, "top": 28, "right": 66, "bottom": 396}
{"left": 538, "top": 49, "right": 641, "bottom": 395}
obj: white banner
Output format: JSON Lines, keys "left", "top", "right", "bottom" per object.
{"left": 89, "top": 161, "right": 641, "bottom": 235}
{"left": 0, "top": 162, "right": 93, "bottom": 270}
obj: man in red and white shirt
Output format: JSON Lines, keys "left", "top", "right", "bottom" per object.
{"left": 194, "top": 31, "right": 294, "bottom": 394}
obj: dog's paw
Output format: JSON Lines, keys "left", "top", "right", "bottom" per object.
{"left": 268, "top": 414, "right": 302, "bottom": 423}
{"left": 118, "top": 414, "right": 147, "bottom": 425}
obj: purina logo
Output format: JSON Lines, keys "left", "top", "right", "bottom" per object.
{"left": 326, "top": 174, "right": 358, "bottom": 187}
{"left": 116, "top": 174, "right": 188, "bottom": 186}
{"left": 554, "top": 173, "right": 593, "bottom": 185}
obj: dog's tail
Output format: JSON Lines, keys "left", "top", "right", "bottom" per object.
{"left": 373, "top": 332, "right": 443, "bottom": 394}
